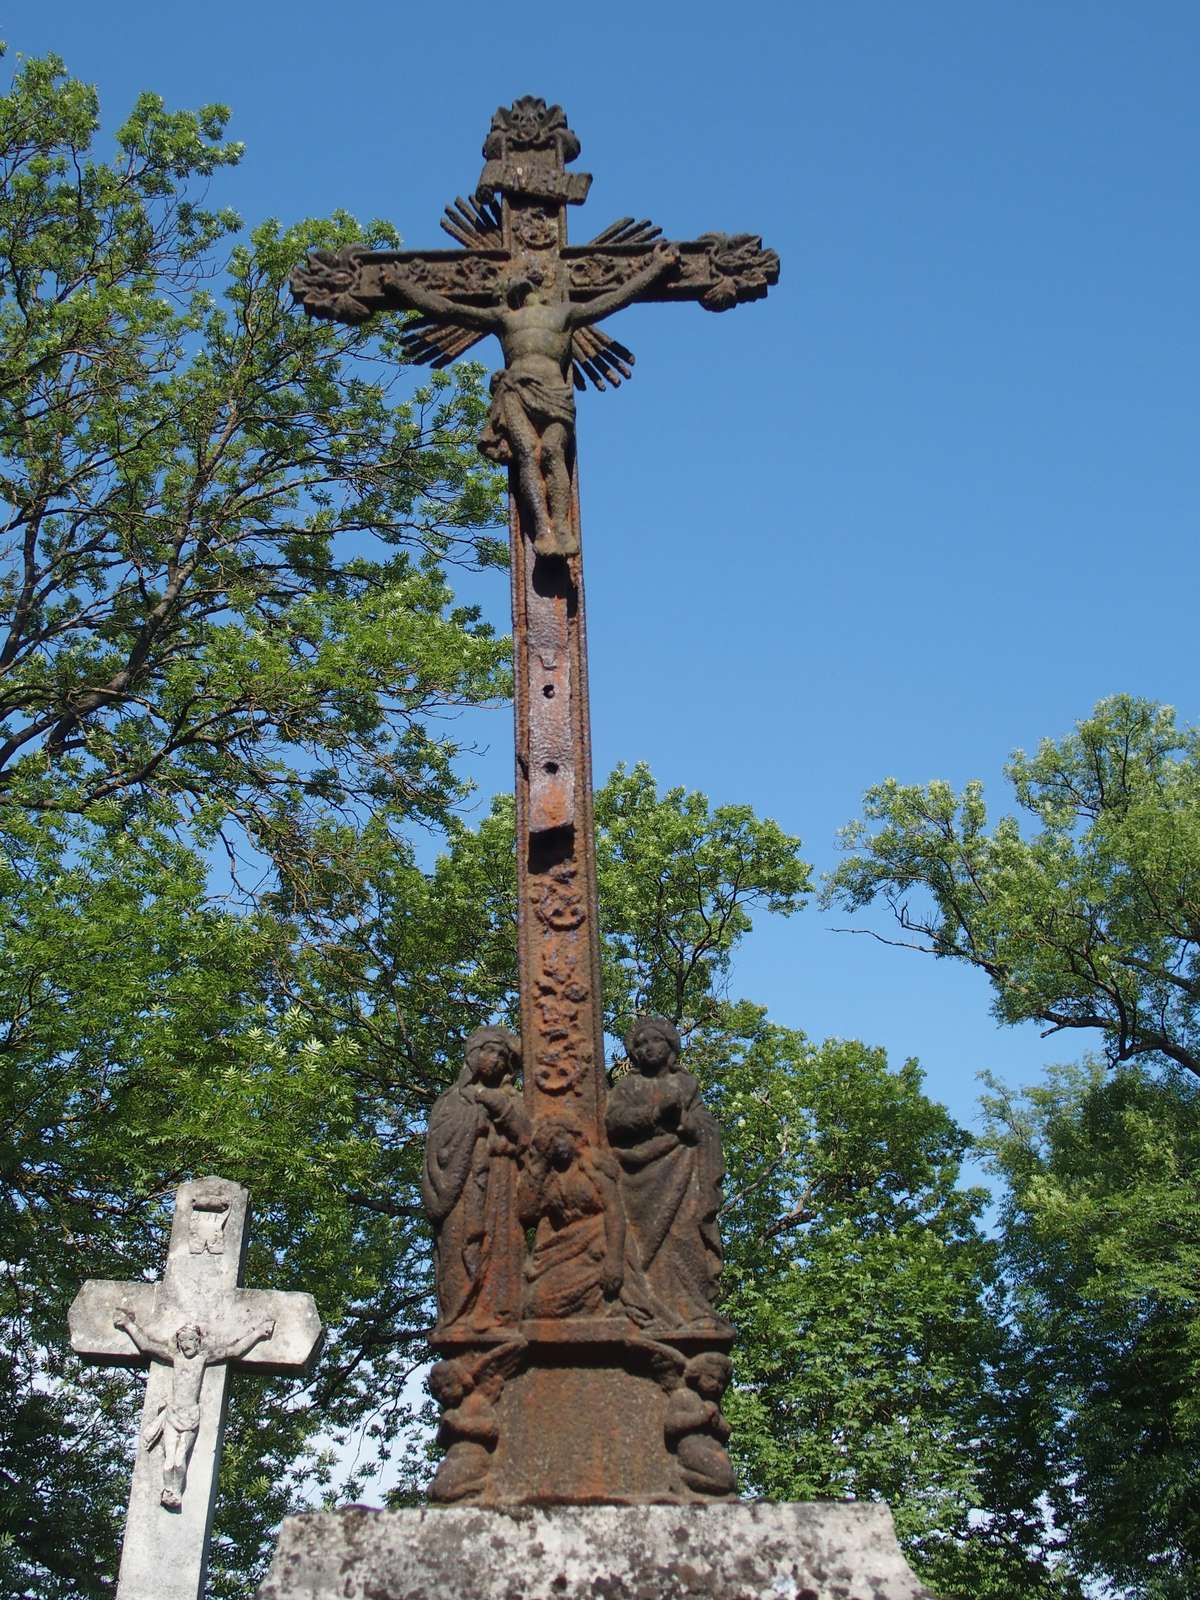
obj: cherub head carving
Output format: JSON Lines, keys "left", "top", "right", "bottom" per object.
{"left": 484, "top": 97, "right": 579, "bottom": 162}
{"left": 684, "top": 1351, "right": 731, "bottom": 1400}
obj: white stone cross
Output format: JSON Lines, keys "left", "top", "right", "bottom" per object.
{"left": 69, "top": 1176, "right": 323, "bottom": 1600}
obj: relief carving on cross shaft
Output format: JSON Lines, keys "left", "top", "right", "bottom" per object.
{"left": 288, "top": 245, "right": 374, "bottom": 324}
{"left": 399, "top": 256, "right": 505, "bottom": 297}
{"left": 531, "top": 1005, "right": 589, "bottom": 1095}
{"left": 532, "top": 861, "right": 586, "bottom": 930}
{"left": 530, "top": 944, "right": 592, "bottom": 1098}
{"left": 692, "top": 233, "right": 780, "bottom": 310}
{"left": 566, "top": 235, "right": 779, "bottom": 310}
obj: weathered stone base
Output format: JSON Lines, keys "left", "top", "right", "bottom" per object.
{"left": 256, "top": 1502, "right": 944, "bottom": 1599}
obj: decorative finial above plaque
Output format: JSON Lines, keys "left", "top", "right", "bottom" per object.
{"left": 478, "top": 95, "right": 591, "bottom": 205}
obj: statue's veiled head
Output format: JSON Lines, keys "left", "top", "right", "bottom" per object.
{"left": 464, "top": 1025, "right": 521, "bottom": 1088}
{"left": 624, "top": 1015, "right": 681, "bottom": 1075}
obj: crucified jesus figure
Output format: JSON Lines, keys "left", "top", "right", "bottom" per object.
{"left": 114, "top": 1306, "right": 275, "bottom": 1509}
{"left": 397, "top": 242, "right": 680, "bottom": 557}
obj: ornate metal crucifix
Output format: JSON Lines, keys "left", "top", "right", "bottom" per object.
{"left": 69, "top": 1178, "right": 323, "bottom": 1599}
{"left": 293, "top": 95, "right": 776, "bottom": 1142}
{"left": 292, "top": 97, "right": 777, "bottom": 1504}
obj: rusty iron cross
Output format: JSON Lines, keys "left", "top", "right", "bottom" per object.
{"left": 291, "top": 96, "right": 779, "bottom": 1146}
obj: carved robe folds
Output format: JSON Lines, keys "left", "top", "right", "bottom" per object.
{"left": 605, "top": 1066, "right": 727, "bottom": 1333}
{"left": 422, "top": 1017, "right": 734, "bottom": 1503}
{"left": 421, "top": 1071, "right": 528, "bottom": 1332}
{"left": 517, "top": 1117, "right": 624, "bottom": 1320}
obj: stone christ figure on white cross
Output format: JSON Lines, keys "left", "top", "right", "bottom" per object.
{"left": 69, "top": 1177, "right": 323, "bottom": 1600}
{"left": 113, "top": 1306, "right": 276, "bottom": 1508}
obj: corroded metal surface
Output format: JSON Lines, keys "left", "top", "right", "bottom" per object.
{"left": 292, "top": 97, "right": 778, "bottom": 1506}
{"left": 511, "top": 478, "right": 606, "bottom": 1134}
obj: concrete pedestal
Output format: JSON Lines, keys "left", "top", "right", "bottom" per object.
{"left": 257, "top": 1502, "right": 943, "bottom": 1599}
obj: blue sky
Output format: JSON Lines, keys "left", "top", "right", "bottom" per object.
{"left": 18, "top": 2, "right": 1200, "bottom": 1146}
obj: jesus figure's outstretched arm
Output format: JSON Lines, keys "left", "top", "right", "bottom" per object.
{"left": 387, "top": 274, "right": 499, "bottom": 330}
{"left": 208, "top": 1317, "right": 275, "bottom": 1365}
{"left": 567, "top": 243, "right": 680, "bottom": 329}
{"left": 113, "top": 1307, "right": 173, "bottom": 1363}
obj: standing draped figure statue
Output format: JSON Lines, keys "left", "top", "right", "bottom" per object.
{"left": 604, "top": 1016, "right": 730, "bottom": 1335}
{"left": 422, "top": 1027, "right": 530, "bottom": 1332}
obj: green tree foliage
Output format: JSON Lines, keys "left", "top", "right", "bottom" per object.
{"left": 829, "top": 695, "right": 1200, "bottom": 1595}
{"left": 0, "top": 48, "right": 507, "bottom": 892}
{"left": 2, "top": 742, "right": 1038, "bottom": 1596}
{"left": 595, "top": 764, "right": 812, "bottom": 1024}
{"left": 984, "top": 1060, "right": 1200, "bottom": 1599}
{"left": 0, "top": 771, "right": 815, "bottom": 1595}
{"left": 0, "top": 45, "right": 1078, "bottom": 1600}
{"left": 825, "top": 696, "right": 1200, "bottom": 1080}
{"left": 0, "top": 817, "right": 355, "bottom": 1597}
{"left": 0, "top": 45, "right": 505, "bottom": 1598}
{"left": 702, "top": 1005, "right": 1081, "bottom": 1598}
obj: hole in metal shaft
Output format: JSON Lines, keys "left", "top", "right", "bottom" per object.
{"left": 529, "top": 825, "right": 574, "bottom": 872}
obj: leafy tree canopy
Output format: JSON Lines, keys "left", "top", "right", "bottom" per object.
{"left": 1, "top": 756, "right": 822, "bottom": 1594}
{"left": 0, "top": 44, "right": 1078, "bottom": 1600}
{"left": 705, "top": 1005, "right": 1081, "bottom": 1598}
{"left": 826, "top": 695, "right": 1200, "bottom": 1080}
{"left": 0, "top": 46, "right": 507, "bottom": 914}
{"left": 0, "top": 43, "right": 505, "bottom": 1596}
{"left": 984, "top": 1059, "right": 1200, "bottom": 1600}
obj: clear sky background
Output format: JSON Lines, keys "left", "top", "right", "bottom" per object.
{"left": 17, "top": 3, "right": 1199, "bottom": 1156}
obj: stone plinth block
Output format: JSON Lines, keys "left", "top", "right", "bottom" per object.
{"left": 257, "top": 1502, "right": 944, "bottom": 1600}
